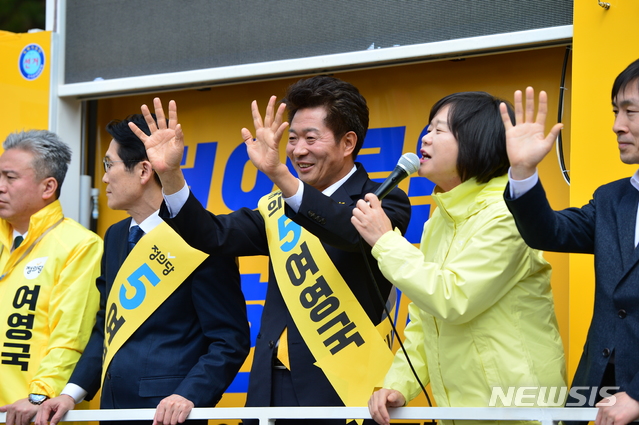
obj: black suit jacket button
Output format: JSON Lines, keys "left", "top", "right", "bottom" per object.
{"left": 268, "top": 340, "right": 275, "bottom": 349}
{"left": 618, "top": 309, "right": 627, "bottom": 319}
{"left": 602, "top": 348, "right": 611, "bottom": 357}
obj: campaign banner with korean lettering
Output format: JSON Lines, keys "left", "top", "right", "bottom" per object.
{"left": 94, "top": 46, "right": 573, "bottom": 414}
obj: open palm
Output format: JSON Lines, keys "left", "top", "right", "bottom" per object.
{"left": 501, "top": 87, "right": 563, "bottom": 179}
{"left": 242, "top": 95, "right": 289, "bottom": 175}
{"left": 129, "top": 97, "right": 184, "bottom": 175}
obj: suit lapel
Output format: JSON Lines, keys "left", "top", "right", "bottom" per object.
{"left": 614, "top": 187, "right": 639, "bottom": 286}
{"left": 330, "top": 164, "right": 368, "bottom": 204}
{"left": 106, "top": 218, "right": 132, "bottom": 292}
{"left": 618, "top": 189, "right": 639, "bottom": 270}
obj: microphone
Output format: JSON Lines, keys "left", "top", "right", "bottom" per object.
{"left": 373, "top": 152, "right": 420, "bottom": 200}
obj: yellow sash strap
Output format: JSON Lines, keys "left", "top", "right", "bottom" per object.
{"left": 102, "top": 222, "right": 208, "bottom": 383}
{"left": 259, "top": 192, "right": 394, "bottom": 408}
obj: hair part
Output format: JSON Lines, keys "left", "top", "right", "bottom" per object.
{"left": 429, "top": 91, "right": 515, "bottom": 184}
{"left": 106, "top": 113, "right": 161, "bottom": 186}
{"left": 3, "top": 130, "right": 72, "bottom": 198}
{"left": 612, "top": 58, "right": 639, "bottom": 104}
{"left": 283, "top": 75, "right": 369, "bottom": 159}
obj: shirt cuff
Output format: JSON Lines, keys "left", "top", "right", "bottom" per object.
{"left": 508, "top": 168, "right": 539, "bottom": 199}
{"left": 283, "top": 180, "right": 304, "bottom": 213}
{"left": 163, "top": 182, "right": 190, "bottom": 217}
{"left": 61, "top": 383, "right": 87, "bottom": 404}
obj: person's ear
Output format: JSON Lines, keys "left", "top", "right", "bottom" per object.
{"left": 41, "top": 177, "right": 58, "bottom": 201}
{"left": 139, "top": 160, "right": 154, "bottom": 184}
{"left": 342, "top": 131, "right": 357, "bottom": 158}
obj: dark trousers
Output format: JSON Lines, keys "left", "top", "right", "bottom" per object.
{"left": 243, "top": 368, "right": 373, "bottom": 425}
{"left": 565, "top": 360, "right": 617, "bottom": 425}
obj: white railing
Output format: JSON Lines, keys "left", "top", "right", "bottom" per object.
{"left": 0, "top": 406, "right": 597, "bottom": 425}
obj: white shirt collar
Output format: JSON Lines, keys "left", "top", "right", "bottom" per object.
{"left": 130, "top": 210, "right": 162, "bottom": 234}
{"left": 322, "top": 165, "right": 357, "bottom": 197}
{"left": 630, "top": 169, "right": 639, "bottom": 192}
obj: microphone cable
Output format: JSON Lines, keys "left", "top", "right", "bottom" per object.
{"left": 556, "top": 45, "right": 571, "bottom": 185}
{"left": 357, "top": 237, "right": 434, "bottom": 409}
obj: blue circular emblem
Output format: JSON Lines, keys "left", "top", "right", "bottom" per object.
{"left": 19, "top": 44, "right": 45, "bottom": 80}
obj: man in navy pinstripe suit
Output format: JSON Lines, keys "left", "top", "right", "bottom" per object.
{"left": 503, "top": 59, "right": 639, "bottom": 425}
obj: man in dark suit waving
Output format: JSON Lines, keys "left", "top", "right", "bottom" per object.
{"left": 502, "top": 59, "right": 639, "bottom": 425}
{"left": 35, "top": 114, "right": 250, "bottom": 425}
{"left": 132, "top": 76, "right": 411, "bottom": 425}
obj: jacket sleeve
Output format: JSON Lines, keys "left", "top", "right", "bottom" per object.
{"left": 371, "top": 205, "right": 545, "bottom": 325}
{"left": 504, "top": 179, "right": 596, "bottom": 253}
{"left": 160, "top": 192, "right": 269, "bottom": 257}
{"left": 68, "top": 228, "right": 112, "bottom": 400}
{"left": 287, "top": 182, "right": 411, "bottom": 251}
{"left": 29, "top": 232, "right": 103, "bottom": 397}
{"left": 383, "top": 302, "right": 430, "bottom": 402}
{"left": 172, "top": 254, "right": 250, "bottom": 406}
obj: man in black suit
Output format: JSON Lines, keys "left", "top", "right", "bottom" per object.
{"left": 132, "top": 76, "right": 411, "bottom": 425}
{"left": 35, "top": 114, "right": 250, "bottom": 425}
{"left": 502, "top": 59, "right": 639, "bottom": 425}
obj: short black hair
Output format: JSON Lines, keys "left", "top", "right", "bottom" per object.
{"left": 429, "top": 91, "right": 515, "bottom": 184}
{"left": 612, "top": 58, "right": 639, "bottom": 103}
{"left": 106, "top": 114, "right": 161, "bottom": 186}
{"left": 283, "top": 75, "right": 369, "bottom": 159}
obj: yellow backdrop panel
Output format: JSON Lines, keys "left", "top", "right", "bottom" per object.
{"left": 94, "top": 46, "right": 572, "bottom": 416}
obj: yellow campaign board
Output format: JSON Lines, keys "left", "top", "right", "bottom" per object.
{"left": 94, "top": 46, "right": 572, "bottom": 420}
{"left": 0, "top": 31, "right": 50, "bottom": 146}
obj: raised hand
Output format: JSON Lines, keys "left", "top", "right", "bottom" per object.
{"left": 500, "top": 87, "right": 564, "bottom": 180}
{"left": 242, "top": 95, "right": 289, "bottom": 176}
{"left": 129, "top": 97, "right": 186, "bottom": 195}
{"left": 241, "top": 96, "right": 298, "bottom": 196}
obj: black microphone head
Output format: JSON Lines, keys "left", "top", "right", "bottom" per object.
{"left": 397, "top": 152, "right": 420, "bottom": 176}
{"left": 372, "top": 152, "right": 421, "bottom": 201}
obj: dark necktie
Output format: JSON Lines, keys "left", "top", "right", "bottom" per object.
{"left": 127, "top": 225, "right": 145, "bottom": 252}
{"left": 12, "top": 236, "right": 24, "bottom": 251}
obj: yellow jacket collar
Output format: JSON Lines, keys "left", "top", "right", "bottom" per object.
{"left": 432, "top": 175, "right": 508, "bottom": 222}
{"left": 0, "top": 201, "right": 64, "bottom": 249}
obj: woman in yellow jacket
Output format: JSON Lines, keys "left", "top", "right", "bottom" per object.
{"left": 352, "top": 91, "right": 566, "bottom": 425}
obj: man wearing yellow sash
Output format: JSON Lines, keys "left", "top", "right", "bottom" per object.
{"left": 0, "top": 131, "right": 102, "bottom": 425}
{"left": 35, "top": 114, "right": 250, "bottom": 425}
{"left": 132, "top": 76, "right": 412, "bottom": 425}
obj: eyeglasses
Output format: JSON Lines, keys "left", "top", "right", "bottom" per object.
{"left": 102, "top": 158, "right": 140, "bottom": 173}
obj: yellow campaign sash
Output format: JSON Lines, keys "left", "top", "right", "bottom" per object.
{"left": 102, "top": 222, "right": 207, "bottom": 383}
{"left": 259, "top": 191, "right": 394, "bottom": 407}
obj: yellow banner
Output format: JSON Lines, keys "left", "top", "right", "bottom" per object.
{"left": 0, "top": 31, "right": 50, "bottom": 143}
{"left": 102, "top": 222, "right": 207, "bottom": 383}
{"left": 259, "top": 191, "right": 394, "bottom": 407}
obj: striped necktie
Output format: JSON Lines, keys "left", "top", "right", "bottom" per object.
{"left": 127, "top": 225, "right": 145, "bottom": 252}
